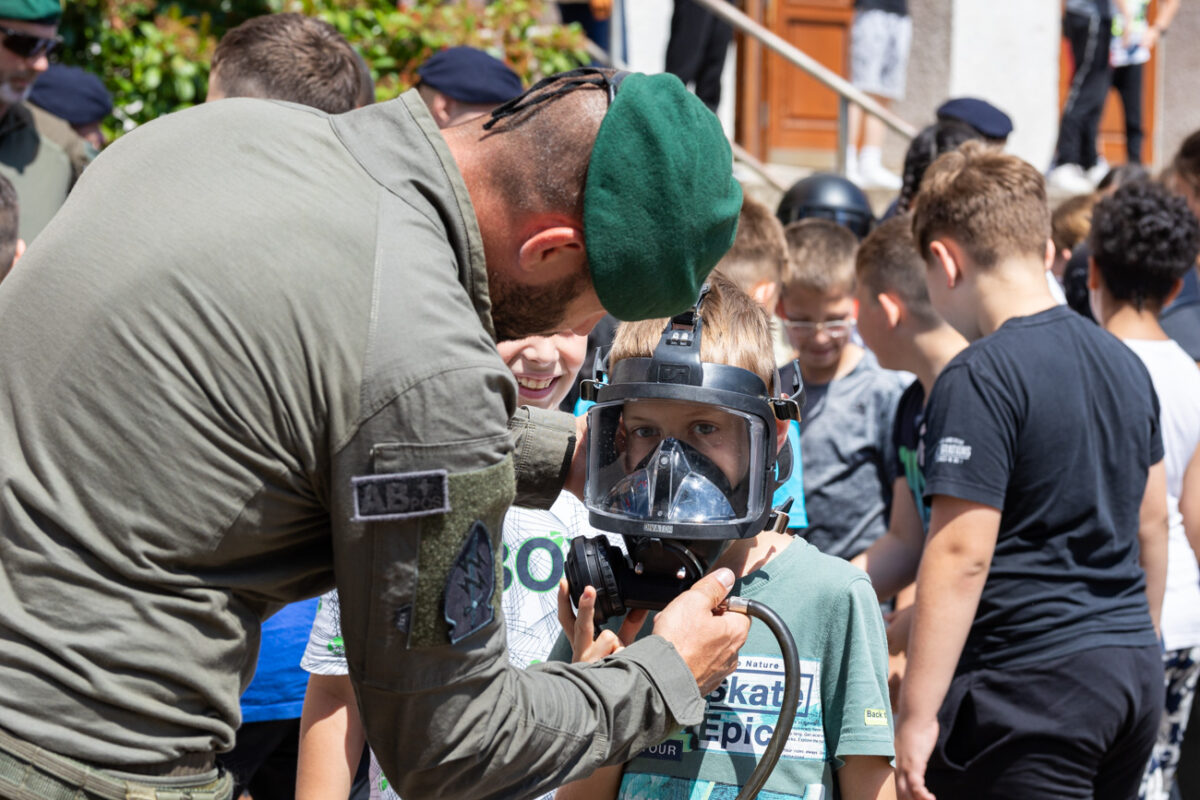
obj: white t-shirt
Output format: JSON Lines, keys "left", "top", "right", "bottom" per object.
{"left": 302, "top": 492, "right": 603, "bottom": 800}
{"left": 1124, "top": 338, "right": 1200, "bottom": 651}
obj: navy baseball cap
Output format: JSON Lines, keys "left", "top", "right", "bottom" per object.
{"left": 417, "top": 46, "right": 524, "bottom": 105}
{"left": 29, "top": 64, "right": 112, "bottom": 126}
{"left": 936, "top": 97, "right": 1013, "bottom": 141}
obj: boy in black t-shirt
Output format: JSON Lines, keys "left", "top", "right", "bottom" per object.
{"left": 895, "top": 141, "right": 1167, "bottom": 800}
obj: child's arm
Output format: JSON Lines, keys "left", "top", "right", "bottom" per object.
{"left": 896, "top": 496, "right": 999, "bottom": 800}
{"left": 839, "top": 755, "right": 897, "bottom": 800}
{"left": 1138, "top": 460, "right": 1169, "bottom": 636}
{"left": 852, "top": 477, "right": 925, "bottom": 601}
{"left": 296, "top": 673, "right": 365, "bottom": 800}
{"left": 553, "top": 581, "right": 647, "bottom": 800}
{"left": 1182, "top": 441, "right": 1200, "bottom": 568}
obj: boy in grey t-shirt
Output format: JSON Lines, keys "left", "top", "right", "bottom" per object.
{"left": 777, "top": 219, "right": 903, "bottom": 559}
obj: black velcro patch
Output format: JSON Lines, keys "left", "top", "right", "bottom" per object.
{"left": 443, "top": 521, "right": 495, "bottom": 644}
{"left": 352, "top": 470, "right": 449, "bottom": 522}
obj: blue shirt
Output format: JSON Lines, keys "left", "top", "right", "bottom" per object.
{"left": 240, "top": 599, "right": 320, "bottom": 722}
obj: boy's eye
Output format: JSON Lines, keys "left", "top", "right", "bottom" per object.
{"left": 631, "top": 426, "right": 661, "bottom": 439}
{"left": 691, "top": 422, "right": 719, "bottom": 436}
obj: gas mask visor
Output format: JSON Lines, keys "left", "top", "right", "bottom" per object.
{"left": 585, "top": 388, "right": 771, "bottom": 540}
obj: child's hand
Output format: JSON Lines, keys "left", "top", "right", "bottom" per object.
{"left": 557, "top": 579, "right": 648, "bottom": 664}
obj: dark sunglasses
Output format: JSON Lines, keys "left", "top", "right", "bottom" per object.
{"left": 0, "top": 24, "right": 61, "bottom": 60}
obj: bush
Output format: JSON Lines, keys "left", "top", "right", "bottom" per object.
{"left": 57, "top": 0, "right": 590, "bottom": 141}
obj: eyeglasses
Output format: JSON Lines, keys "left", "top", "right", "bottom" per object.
{"left": 0, "top": 25, "right": 61, "bottom": 61}
{"left": 781, "top": 319, "right": 856, "bottom": 338}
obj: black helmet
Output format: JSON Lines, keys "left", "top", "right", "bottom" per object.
{"left": 776, "top": 173, "right": 874, "bottom": 239}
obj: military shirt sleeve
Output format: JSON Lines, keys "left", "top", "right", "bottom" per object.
{"left": 509, "top": 405, "right": 576, "bottom": 510}
{"left": 331, "top": 357, "right": 701, "bottom": 800}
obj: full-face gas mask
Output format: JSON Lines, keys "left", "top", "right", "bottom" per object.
{"left": 566, "top": 285, "right": 802, "bottom": 623}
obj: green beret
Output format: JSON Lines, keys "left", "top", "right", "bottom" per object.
{"left": 0, "top": 0, "right": 61, "bottom": 23}
{"left": 584, "top": 72, "right": 741, "bottom": 321}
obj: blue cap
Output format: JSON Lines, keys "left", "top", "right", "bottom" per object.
{"left": 29, "top": 64, "right": 112, "bottom": 126}
{"left": 416, "top": 47, "right": 524, "bottom": 105}
{"left": 936, "top": 97, "right": 1013, "bottom": 141}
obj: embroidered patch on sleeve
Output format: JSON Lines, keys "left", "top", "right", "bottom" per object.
{"left": 444, "top": 521, "right": 496, "bottom": 644}
{"left": 351, "top": 470, "right": 449, "bottom": 521}
{"left": 864, "top": 708, "right": 889, "bottom": 727}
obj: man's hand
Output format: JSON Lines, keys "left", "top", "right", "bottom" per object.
{"left": 557, "top": 579, "right": 647, "bottom": 663}
{"left": 589, "top": 0, "right": 613, "bottom": 21}
{"left": 651, "top": 568, "right": 748, "bottom": 695}
{"left": 895, "top": 715, "right": 939, "bottom": 800}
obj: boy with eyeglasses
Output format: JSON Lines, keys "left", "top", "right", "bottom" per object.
{"left": 0, "top": 0, "right": 93, "bottom": 242}
{"left": 777, "top": 217, "right": 904, "bottom": 560}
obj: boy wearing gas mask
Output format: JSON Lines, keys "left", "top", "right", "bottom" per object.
{"left": 553, "top": 274, "right": 896, "bottom": 800}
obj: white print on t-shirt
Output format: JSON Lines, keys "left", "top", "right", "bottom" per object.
{"left": 697, "top": 655, "right": 824, "bottom": 761}
{"left": 934, "top": 436, "right": 973, "bottom": 465}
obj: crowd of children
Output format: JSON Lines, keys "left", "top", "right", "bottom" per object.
{"left": 257, "top": 127, "right": 1200, "bottom": 799}
{"left": 23, "top": 12, "right": 1194, "bottom": 799}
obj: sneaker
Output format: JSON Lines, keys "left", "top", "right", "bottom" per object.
{"left": 1087, "top": 158, "right": 1110, "bottom": 185}
{"left": 843, "top": 149, "right": 861, "bottom": 186}
{"left": 859, "top": 161, "right": 903, "bottom": 190}
{"left": 1047, "top": 163, "right": 1095, "bottom": 195}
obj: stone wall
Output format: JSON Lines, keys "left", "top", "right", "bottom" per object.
{"left": 1159, "top": 3, "right": 1200, "bottom": 168}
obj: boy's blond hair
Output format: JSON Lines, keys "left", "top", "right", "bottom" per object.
{"left": 715, "top": 194, "right": 788, "bottom": 292}
{"left": 780, "top": 219, "right": 858, "bottom": 295}
{"left": 911, "top": 140, "right": 1050, "bottom": 268}
{"left": 609, "top": 272, "right": 776, "bottom": 391}
{"left": 1051, "top": 193, "right": 1097, "bottom": 256}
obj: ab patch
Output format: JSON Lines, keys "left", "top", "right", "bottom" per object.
{"left": 444, "top": 521, "right": 495, "bottom": 644}
{"left": 352, "top": 470, "right": 449, "bottom": 522}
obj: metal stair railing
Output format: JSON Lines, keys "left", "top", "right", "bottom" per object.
{"left": 685, "top": 0, "right": 918, "bottom": 175}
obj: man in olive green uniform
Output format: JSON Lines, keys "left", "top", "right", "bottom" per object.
{"left": 0, "top": 0, "right": 91, "bottom": 243}
{"left": 0, "top": 68, "right": 747, "bottom": 800}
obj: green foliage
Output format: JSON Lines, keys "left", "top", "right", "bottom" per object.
{"left": 56, "top": 1, "right": 589, "bottom": 141}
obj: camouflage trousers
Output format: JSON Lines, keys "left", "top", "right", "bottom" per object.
{"left": 1139, "top": 646, "right": 1200, "bottom": 800}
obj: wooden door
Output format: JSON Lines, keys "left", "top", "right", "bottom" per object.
{"left": 737, "top": 0, "right": 854, "bottom": 167}
{"left": 1057, "top": 1, "right": 1158, "bottom": 166}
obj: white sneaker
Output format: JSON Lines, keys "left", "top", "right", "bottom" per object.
{"left": 844, "top": 149, "right": 861, "bottom": 186}
{"left": 1087, "top": 158, "right": 1110, "bottom": 185}
{"left": 1047, "top": 163, "right": 1095, "bottom": 195}
{"left": 859, "top": 161, "right": 903, "bottom": 190}
{"left": 857, "top": 146, "right": 902, "bottom": 190}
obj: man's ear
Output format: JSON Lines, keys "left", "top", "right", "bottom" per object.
{"left": 517, "top": 226, "right": 587, "bottom": 279}
{"left": 928, "top": 239, "right": 964, "bottom": 289}
{"left": 430, "top": 92, "right": 454, "bottom": 127}
{"left": 12, "top": 237, "right": 24, "bottom": 267}
{"left": 1087, "top": 256, "right": 1101, "bottom": 290}
{"left": 1043, "top": 238, "right": 1056, "bottom": 272}
{"left": 877, "top": 292, "right": 903, "bottom": 328}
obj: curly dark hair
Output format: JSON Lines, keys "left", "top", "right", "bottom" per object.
{"left": 896, "top": 119, "right": 984, "bottom": 214}
{"left": 1089, "top": 180, "right": 1200, "bottom": 310}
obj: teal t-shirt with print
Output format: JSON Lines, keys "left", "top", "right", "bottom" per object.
{"left": 551, "top": 538, "right": 894, "bottom": 799}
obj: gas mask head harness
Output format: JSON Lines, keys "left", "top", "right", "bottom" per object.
{"left": 566, "top": 285, "right": 802, "bottom": 623}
